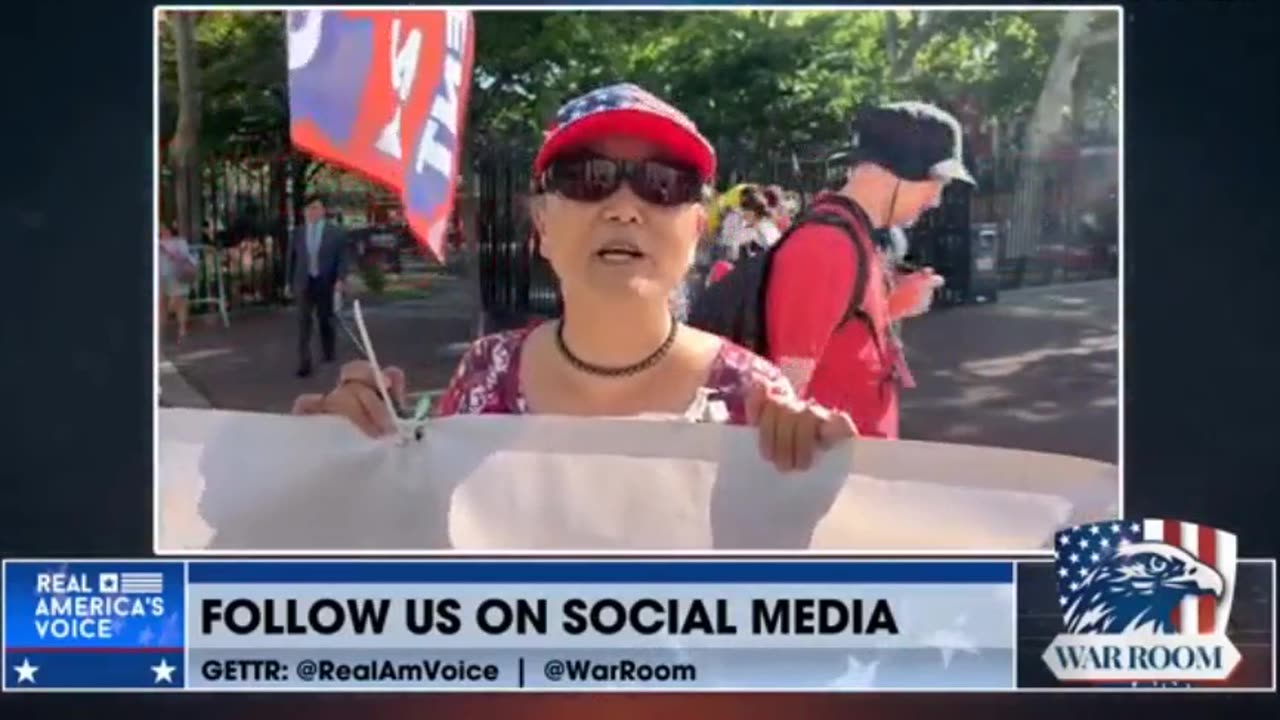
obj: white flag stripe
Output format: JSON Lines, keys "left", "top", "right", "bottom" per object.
{"left": 1143, "top": 519, "right": 1165, "bottom": 542}
{"left": 1216, "top": 529, "right": 1238, "bottom": 634}
{"left": 1180, "top": 521, "right": 1200, "bottom": 635}
{"left": 120, "top": 572, "right": 164, "bottom": 594}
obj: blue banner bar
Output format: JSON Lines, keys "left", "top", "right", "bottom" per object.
{"left": 4, "top": 651, "right": 184, "bottom": 689}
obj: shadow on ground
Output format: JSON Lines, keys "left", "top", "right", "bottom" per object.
{"left": 164, "top": 276, "right": 478, "bottom": 414}
{"left": 900, "top": 281, "right": 1118, "bottom": 462}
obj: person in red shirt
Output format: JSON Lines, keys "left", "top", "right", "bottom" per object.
{"left": 764, "top": 102, "right": 975, "bottom": 438}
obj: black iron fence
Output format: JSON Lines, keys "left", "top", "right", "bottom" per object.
{"left": 161, "top": 138, "right": 1116, "bottom": 323}
{"left": 160, "top": 154, "right": 412, "bottom": 316}
{"left": 469, "top": 140, "right": 1117, "bottom": 325}
{"left": 470, "top": 142, "right": 561, "bottom": 330}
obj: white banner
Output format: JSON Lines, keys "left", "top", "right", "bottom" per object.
{"left": 157, "top": 409, "right": 1118, "bottom": 553}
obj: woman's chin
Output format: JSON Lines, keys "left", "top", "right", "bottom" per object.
{"left": 582, "top": 274, "right": 671, "bottom": 302}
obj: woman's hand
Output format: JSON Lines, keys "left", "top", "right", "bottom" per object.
{"left": 292, "top": 361, "right": 408, "bottom": 438}
{"left": 745, "top": 381, "right": 857, "bottom": 473}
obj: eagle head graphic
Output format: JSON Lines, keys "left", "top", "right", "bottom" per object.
{"left": 1064, "top": 542, "right": 1224, "bottom": 635}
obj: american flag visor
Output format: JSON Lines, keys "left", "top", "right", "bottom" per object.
{"left": 533, "top": 83, "right": 716, "bottom": 183}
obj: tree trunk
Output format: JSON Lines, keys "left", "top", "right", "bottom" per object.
{"left": 169, "top": 12, "right": 203, "bottom": 245}
{"left": 884, "top": 12, "right": 899, "bottom": 69}
{"left": 890, "top": 11, "right": 933, "bottom": 81}
{"left": 1009, "top": 11, "right": 1105, "bottom": 264}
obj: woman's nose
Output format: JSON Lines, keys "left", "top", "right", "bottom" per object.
{"left": 601, "top": 183, "right": 644, "bottom": 224}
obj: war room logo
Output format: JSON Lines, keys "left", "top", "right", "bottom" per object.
{"left": 1043, "top": 519, "right": 1241, "bottom": 684}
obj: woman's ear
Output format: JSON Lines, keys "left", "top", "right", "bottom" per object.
{"left": 529, "top": 194, "right": 549, "bottom": 241}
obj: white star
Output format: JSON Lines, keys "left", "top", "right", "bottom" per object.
{"left": 1099, "top": 537, "right": 1111, "bottom": 549}
{"left": 1078, "top": 537, "right": 1090, "bottom": 549}
{"left": 1059, "top": 596, "right": 1068, "bottom": 606}
{"left": 1089, "top": 525, "right": 1101, "bottom": 535}
{"left": 1118, "top": 538, "right": 1131, "bottom": 548}
{"left": 828, "top": 654, "right": 879, "bottom": 689}
{"left": 1110, "top": 523, "right": 1122, "bottom": 534}
{"left": 1057, "top": 534, "right": 1070, "bottom": 546}
{"left": 921, "top": 616, "right": 979, "bottom": 669}
{"left": 151, "top": 658, "right": 176, "bottom": 684}
{"left": 1069, "top": 581, "right": 1079, "bottom": 591}
{"left": 13, "top": 658, "right": 38, "bottom": 684}
{"left": 1077, "top": 566, "right": 1088, "bottom": 578}
{"left": 1069, "top": 552, "right": 1080, "bottom": 564}
{"left": 1057, "top": 567, "right": 1069, "bottom": 578}
{"left": 1130, "top": 522, "right": 1141, "bottom": 533}
{"left": 1090, "top": 552, "right": 1101, "bottom": 563}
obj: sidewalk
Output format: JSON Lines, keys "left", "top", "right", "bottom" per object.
{"left": 899, "top": 280, "right": 1118, "bottom": 462}
{"left": 160, "top": 278, "right": 1118, "bottom": 463}
{"left": 160, "top": 273, "right": 479, "bottom": 414}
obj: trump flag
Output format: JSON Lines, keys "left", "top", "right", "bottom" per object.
{"left": 286, "top": 9, "right": 475, "bottom": 260}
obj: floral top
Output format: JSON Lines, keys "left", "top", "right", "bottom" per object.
{"left": 433, "top": 326, "right": 784, "bottom": 425}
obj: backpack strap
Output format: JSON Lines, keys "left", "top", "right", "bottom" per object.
{"left": 777, "top": 196, "right": 876, "bottom": 331}
{"left": 772, "top": 198, "right": 891, "bottom": 378}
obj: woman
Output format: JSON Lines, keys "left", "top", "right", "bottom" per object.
{"left": 158, "top": 223, "right": 196, "bottom": 343}
{"left": 295, "top": 83, "right": 854, "bottom": 472}
{"left": 736, "top": 187, "right": 781, "bottom": 257}
{"left": 763, "top": 185, "right": 791, "bottom": 230}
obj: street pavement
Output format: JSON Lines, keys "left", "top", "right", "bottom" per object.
{"left": 160, "top": 278, "right": 1118, "bottom": 463}
{"left": 898, "top": 280, "right": 1118, "bottom": 463}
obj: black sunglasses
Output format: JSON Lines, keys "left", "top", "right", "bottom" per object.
{"left": 538, "top": 154, "right": 704, "bottom": 206}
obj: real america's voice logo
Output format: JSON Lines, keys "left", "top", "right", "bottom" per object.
{"left": 1042, "top": 519, "right": 1241, "bottom": 684}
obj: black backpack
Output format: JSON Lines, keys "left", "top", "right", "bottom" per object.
{"left": 688, "top": 195, "right": 875, "bottom": 358}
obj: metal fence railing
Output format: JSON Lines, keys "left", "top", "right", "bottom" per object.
{"left": 160, "top": 154, "right": 417, "bottom": 316}
{"left": 161, "top": 138, "right": 1116, "bottom": 323}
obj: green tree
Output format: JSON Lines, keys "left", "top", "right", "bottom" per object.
{"left": 160, "top": 8, "right": 1118, "bottom": 231}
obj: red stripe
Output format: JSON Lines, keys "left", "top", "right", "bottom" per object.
{"left": 1164, "top": 519, "right": 1182, "bottom": 632}
{"left": 1198, "top": 526, "right": 1217, "bottom": 634}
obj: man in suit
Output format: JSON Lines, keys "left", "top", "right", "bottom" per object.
{"left": 288, "top": 195, "right": 349, "bottom": 378}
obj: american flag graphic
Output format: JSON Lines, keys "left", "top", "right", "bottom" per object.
{"left": 1054, "top": 520, "right": 1237, "bottom": 636}
{"left": 1052, "top": 519, "right": 1239, "bottom": 688}
{"left": 552, "top": 83, "right": 699, "bottom": 134}
{"left": 120, "top": 572, "right": 164, "bottom": 595}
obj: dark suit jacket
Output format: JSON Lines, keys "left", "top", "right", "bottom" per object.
{"left": 288, "top": 221, "right": 349, "bottom": 292}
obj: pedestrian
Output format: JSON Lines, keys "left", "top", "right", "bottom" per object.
{"left": 738, "top": 187, "right": 781, "bottom": 255}
{"left": 158, "top": 222, "right": 196, "bottom": 344}
{"left": 714, "top": 189, "right": 753, "bottom": 262}
{"left": 764, "top": 185, "right": 791, "bottom": 230}
{"left": 293, "top": 82, "right": 855, "bottom": 473}
{"left": 688, "top": 101, "right": 972, "bottom": 438}
{"left": 287, "top": 194, "right": 350, "bottom": 378}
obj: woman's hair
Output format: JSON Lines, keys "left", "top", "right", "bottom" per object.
{"left": 762, "top": 187, "right": 781, "bottom": 211}
{"left": 738, "top": 187, "right": 768, "bottom": 218}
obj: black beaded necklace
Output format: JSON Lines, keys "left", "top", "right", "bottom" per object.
{"left": 555, "top": 316, "right": 679, "bottom": 377}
